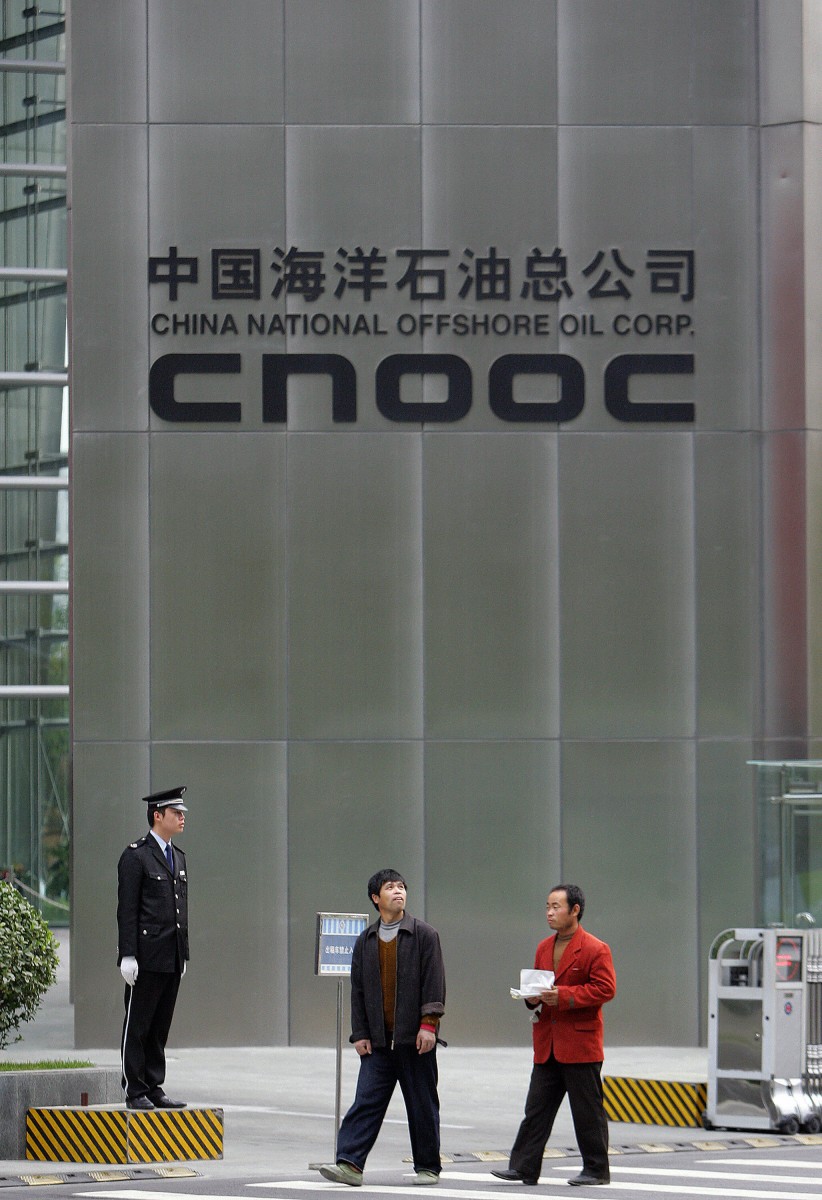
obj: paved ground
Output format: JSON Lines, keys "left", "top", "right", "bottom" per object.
{"left": 0, "top": 930, "right": 717, "bottom": 1179}
{"left": 35, "top": 1145, "right": 822, "bottom": 1200}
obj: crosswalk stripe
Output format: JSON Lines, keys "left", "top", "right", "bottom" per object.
{"left": 199, "top": 1106, "right": 471, "bottom": 1130}
{"left": 257, "top": 1181, "right": 822, "bottom": 1199}
{"left": 278, "top": 1184, "right": 822, "bottom": 1200}
{"left": 556, "top": 1163, "right": 822, "bottom": 1184}
{"left": 699, "top": 1158, "right": 822, "bottom": 1169}
{"left": 77, "top": 1173, "right": 822, "bottom": 1200}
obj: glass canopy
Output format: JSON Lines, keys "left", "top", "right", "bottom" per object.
{"left": 751, "top": 761, "right": 822, "bottom": 929}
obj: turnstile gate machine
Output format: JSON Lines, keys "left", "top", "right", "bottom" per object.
{"left": 705, "top": 927, "right": 822, "bottom": 1133}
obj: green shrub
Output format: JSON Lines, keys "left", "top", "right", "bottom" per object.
{"left": 0, "top": 880, "right": 59, "bottom": 1050}
{"left": 0, "top": 1060, "right": 93, "bottom": 1071}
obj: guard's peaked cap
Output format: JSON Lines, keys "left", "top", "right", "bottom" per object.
{"left": 142, "top": 785, "right": 187, "bottom": 810}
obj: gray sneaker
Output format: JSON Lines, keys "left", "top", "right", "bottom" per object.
{"left": 318, "top": 1162, "right": 363, "bottom": 1187}
{"left": 414, "top": 1170, "right": 440, "bottom": 1185}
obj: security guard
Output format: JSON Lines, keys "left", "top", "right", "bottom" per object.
{"left": 117, "top": 786, "right": 189, "bottom": 1110}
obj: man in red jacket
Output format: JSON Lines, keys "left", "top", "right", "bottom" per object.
{"left": 493, "top": 884, "right": 616, "bottom": 1187}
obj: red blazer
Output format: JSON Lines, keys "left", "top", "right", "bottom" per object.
{"left": 530, "top": 925, "right": 616, "bottom": 1064}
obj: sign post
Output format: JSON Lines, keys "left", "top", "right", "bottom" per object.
{"left": 312, "top": 912, "right": 369, "bottom": 1164}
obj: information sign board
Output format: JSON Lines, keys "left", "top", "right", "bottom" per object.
{"left": 315, "top": 912, "right": 369, "bottom": 977}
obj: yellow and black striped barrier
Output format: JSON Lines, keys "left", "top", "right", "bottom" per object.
{"left": 25, "top": 1106, "right": 223, "bottom": 1164}
{"left": 603, "top": 1076, "right": 707, "bottom": 1128}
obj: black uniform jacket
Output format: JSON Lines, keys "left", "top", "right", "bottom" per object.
{"left": 350, "top": 912, "right": 445, "bottom": 1048}
{"left": 117, "top": 834, "right": 189, "bottom": 973}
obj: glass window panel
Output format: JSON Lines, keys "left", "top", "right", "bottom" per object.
{"left": 1, "top": 2, "right": 69, "bottom": 924}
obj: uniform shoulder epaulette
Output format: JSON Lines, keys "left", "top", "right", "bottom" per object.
{"left": 128, "top": 834, "right": 149, "bottom": 849}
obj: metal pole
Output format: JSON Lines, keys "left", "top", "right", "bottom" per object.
{"left": 308, "top": 979, "right": 346, "bottom": 1170}
{"left": 0, "top": 686, "right": 69, "bottom": 698}
{"left": 335, "top": 978, "right": 344, "bottom": 1156}
{"left": 0, "top": 477, "right": 68, "bottom": 489}
{"left": 0, "top": 60, "right": 65, "bottom": 75}
{"left": 0, "top": 163, "right": 66, "bottom": 179}
{"left": 0, "top": 371, "right": 68, "bottom": 389}
{"left": 0, "top": 581, "right": 68, "bottom": 593}
{"left": 0, "top": 268, "right": 67, "bottom": 283}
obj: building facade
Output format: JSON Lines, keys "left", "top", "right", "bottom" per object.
{"left": 67, "top": 0, "right": 822, "bottom": 1049}
{"left": 0, "top": 5, "right": 69, "bottom": 925}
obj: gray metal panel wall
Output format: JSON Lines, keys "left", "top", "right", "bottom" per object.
{"left": 70, "top": 126, "right": 148, "bottom": 432}
{"left": 288, "top": 741, "right": 424, "bottom": 1044}
{"left": 69, "top": 0, "right": 801, "bottom": 1050}
{"left": 287, "top": 435, "right": 424, "bottom": 740}
{"left": 71, "top": 435, "right": 150, "bottom": 741}
{"left": 149, "top": 434, "right": 288, "bottom": 741}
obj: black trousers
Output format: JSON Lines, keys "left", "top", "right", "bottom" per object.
{"left": 121, "top": 969, "right": 180, "bottom": 1101}
{"left": 509, "top": 1055, "right": 609, "bottom": 1181}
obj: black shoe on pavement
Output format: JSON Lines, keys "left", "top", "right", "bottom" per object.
{"left": 491, "top": 1169, "right": 539, "bottom": 1186}
{"left": 567, "top": 1173, "right": 609, "bottom": 1186}
{"left": 125, "top": 1097, "right": 154, "bottom": 1111}
{"left": 149, "top": 1095, "right": 187, "bottom": 1109}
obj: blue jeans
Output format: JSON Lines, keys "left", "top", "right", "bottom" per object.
{"left": 336, "top": 1044, "right": 440, "bottom": 1174}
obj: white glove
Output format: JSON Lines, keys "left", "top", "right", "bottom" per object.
{"left": 181, "top": 961, "right": 187, "bottom": 978}
{"left": 120, "top": 956, "right": 139, "bottom": 986}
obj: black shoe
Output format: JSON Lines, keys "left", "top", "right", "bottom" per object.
{"left": 125, "top": 1096, "right": 154, "bottom": 1111}
{"left": 568, "top": 1173, "right": 609, "bottom": 1186}
{"left": 149, "top": 1095, "right": 187, "bottom": 1109}
{"left": 491, "top": 1169, "right": 539, "bottom": 1186}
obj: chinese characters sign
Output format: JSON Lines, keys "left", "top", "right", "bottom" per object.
{"left": 150, "top": 243, "right": 694, "bottom": 309}
{"left": 147, "top": 240, "right": 697, "bottom": 425}
{"left": 315, "top": 912, "right": 370, "bottom": 977}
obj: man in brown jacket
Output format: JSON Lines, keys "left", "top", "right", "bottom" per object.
{"left": 318, "top": 869, "right": 445, "bottom": 1187}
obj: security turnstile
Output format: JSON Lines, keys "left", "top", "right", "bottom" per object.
{"left": 705, "top": 927, "right": 822, "bottom": 1133}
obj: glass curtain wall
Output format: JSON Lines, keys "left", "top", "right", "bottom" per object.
{"left": 1, "top": 1, "right": 68, "bottom": 923}
{"left": 753, "top": 761, "right": 822, "bottom": 929}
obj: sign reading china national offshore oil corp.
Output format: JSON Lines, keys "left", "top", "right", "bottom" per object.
{"left": 147, "top": 241, "right": 696, "bottom": 425}
{"left": 315, "top": 912, "right": 370, "bottom": 977}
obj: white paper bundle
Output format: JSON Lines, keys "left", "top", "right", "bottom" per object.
{"left": 509, "top": 968, "right": 555, "bottom": 999}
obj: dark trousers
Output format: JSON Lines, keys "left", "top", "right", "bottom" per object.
{"left": 121, "top": 970, "right": 180, "bottom": 1101}
{"left": 336, "top": 1044, "right": 440, "bottom": 1174}
{"left": 510, "top": 1056, "right": 609, "bottom": 1181}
